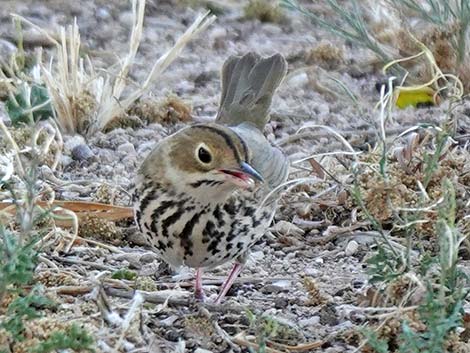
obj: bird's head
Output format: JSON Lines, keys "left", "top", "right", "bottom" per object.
{"left": 140, "top": 124, "right": 263, "bottom": 200}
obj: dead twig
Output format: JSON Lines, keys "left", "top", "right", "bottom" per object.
{"left": 51, "top": 255, "right": 117, "bottom": 271}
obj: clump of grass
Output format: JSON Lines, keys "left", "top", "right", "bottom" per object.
{"left": 12, "top": 0, "right": 214, "bottom": 136}
{"left": 244, "top": 0, "right": 285, "bottom": 24}
{"left": 303, "top": 276, "right": 328, "bottom": 306}
{"left": 78, "top": 215, "right": 122, "bottom": 245}
{"left": 31, "top": 323, "right": 94, "bottom": 353}
{"left": 127, "top": 94, "right": 193, "bottom": 125}
{"left": 305, "top": 41, "right": 345, "bottom": 70}
{"left": 243, "top": 310, "right": 303, "bottom": 352}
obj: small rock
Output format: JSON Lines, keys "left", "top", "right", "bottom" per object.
{"left": 64, "top": 134, "right": 86, "bottom": 153}
{"left": 96, "top": 7, "right": 111, "bottom": 20}
{"left": 140, "top": 253, "right": 157, "bottom": 263}
{"left": 285, "top": 252, "right": 297, "bottom": 260}
{"left": 0, "top": 39, "right": 16, "bottom": 58}
{"left": 71, "top": 144, "right": 94, "bottom": 161}
{"left": 345, "top": 240, "right": 359, "bottom": 256}
{"left": 315, "top": 257, "right": 324, "bottom": 264}
{"left": 285, "top": 72, "right": 308, "bottom": 88}
{"left": 274, "top": 297, "right": 289, "bottom": 309}
{"left": 161, "top": 315, "right": 179, "bottom": 326}
{"left": 98, "top": 150, "right": 114, "bottom": 163}
{"left": 304, "top": 267, "right": 320, "bottom": 277}
{"left": 299, "top": 316, "right": 320, "bottom": 326}
{"left": 315, "top": 102, "right": 330, "bottom": 115}
{"left": 117, "top": 142, "right": 136, "bottom": 154}
{"left": 250, "top": 250, "right": 264, "bottom": 261}
{"left": 319, "top": 303, "right": 338, "bottom": 326}
{"left": 60, "top": 155, "right": 73, "bottom": 168}
{"left": 271, "top": 220, "right": 305, "bottom": 237}
{"left": 261, "top": 23, "right": 283, "bottom": 35}
{"left": 273, "top": 279, "right": 291, "bottom": 288}
{"left": 194, "top": 349, "right": 213, "bottom": 353}
{"left": 115, "top": 253, "right": 142, "bottom": 269}
{"left": 137, "top": 141, "right": 156, "bottom": 155}
{"left": 209, "top": 26, "right": 227, "bottom": 42}
{"left": 261, "top": 284, "right": 288, "bottom": 294}
{"left": 61, "top": 191, "right": 79, "bottom": 199}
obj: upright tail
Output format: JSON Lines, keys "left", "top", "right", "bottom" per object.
{"left": 215, "top": 52, "right": 287, "bottom": 130}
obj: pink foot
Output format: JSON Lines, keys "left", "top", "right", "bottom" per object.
{"left": 195, "top": 268, "right": 205, "bottom": 301}
{"left": 215, "top": 262, "right": 243, "bottom": 304}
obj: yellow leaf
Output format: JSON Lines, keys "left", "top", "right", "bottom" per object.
{"left": 395, "top": 86, "right": 439, "bottom": 109}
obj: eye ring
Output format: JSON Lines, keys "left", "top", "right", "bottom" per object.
{"left": 197, "top": 145, "right": 212, "bottom": 164}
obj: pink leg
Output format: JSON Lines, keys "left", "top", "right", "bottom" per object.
{"left": 215, "top": 262, "right": 243, "bottom": 304}
{"left": 195, "top": 268, "right": 205, "bottom": 301}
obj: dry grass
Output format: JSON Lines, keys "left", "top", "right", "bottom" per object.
{"left": 13, "top": 0, "right": 214, "bottom": 136}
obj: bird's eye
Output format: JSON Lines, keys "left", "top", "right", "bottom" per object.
{"left": 197, "top": 146, "right": 212, "bottom": 164}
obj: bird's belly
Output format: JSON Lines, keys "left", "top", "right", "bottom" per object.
{"left": 135, "top": 189, "right": 274, "bottom": 269}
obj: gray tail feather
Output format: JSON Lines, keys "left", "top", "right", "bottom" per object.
{"left": 215, "top": 52, "right": 287, "bottom": 130}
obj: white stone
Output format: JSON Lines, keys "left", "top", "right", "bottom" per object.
{"left": 345, "top": 240, "right": 359, "bottom": 256}
{"left": 64, "top": 134, "right": 86, "bottom": 153}
{"left": 194, "top": 349, "right": 213, "bottom": 353}
{"left": 299, "top": 316, "right": 320, "bottom": 326}
{"left": 304, "top": 267, "right": 320, "bottom": 277}
{"left": 209, "top": 27, "right": 227, "bottom": 41}
{"left": 117, "top": 142, "right": 136, "bottom": 155}
{"left": 286, "top": 72, "right": 308, "bottom": 88}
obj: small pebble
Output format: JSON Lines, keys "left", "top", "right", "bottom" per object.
{"left": 72, "top": 144, "right": 95, "bottom": 161}
{"left": 194, "top": 349, "right": 213, "bottom": 353}
{"left": 274, "top": 297, "right": 289, "bottom": 309}
{"left": 345, "top": 240, "right": 359, "bottom": 256}
{"left": 140, "top": 253, "right": 157, "bottom": 263}
{"left": 117, "top": 142, "right": 136, "bottom": 154}
{"left": 298, "top": 316, "right": 320, "bottom": 326}
{"left": 64, "top": 134, "right": 86, "bottom": 153}
{"left": 304, "top": 267, "right": 320, "bottom": 277}
{"left": 160, "top": 315, "right": 179, "bottom": 326}
{"left": 137, "top": 141, "right": 156, "bottom": 155}
{"left": 261, "top": 284, "right": 287, "bottom": 294}
{"left": 271, "top": 220, "right": 305, "bottom": 237}
{"left": 60, "top": 155, "right": 73, "bottom": 168}
{"left": 96, "top": 7, "right": 111, "bottom": 19}
{"left": 285, "top": 72, "right": 308, "bottom": 88}
{"left": 61, "top": 191, "right": 79, "bottom": 199}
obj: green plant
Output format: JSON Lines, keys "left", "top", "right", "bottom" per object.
{"left": 31, "top": 324, "right": 94, "bottom": 353}
{"left": 5, "top": 83, "right": 53, "bottom": 126}
{"left": 0, "top": 120, "right": 94, "bottom": 351}
{"left": 246, "top": 311, "right": 280, "bottom": 353}
{"left": 1, "top": 287, "right": 53, "bottom": 342}
{"left": 111, "top": 269, "right": 137, "bottom": 281}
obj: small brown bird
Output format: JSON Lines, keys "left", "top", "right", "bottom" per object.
{"left": 134, "top": 52, "right": 288, "bottom": 303}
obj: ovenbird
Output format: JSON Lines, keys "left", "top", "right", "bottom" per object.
{"left": 134, "top": 52, "right": 288, "bottom": 303}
